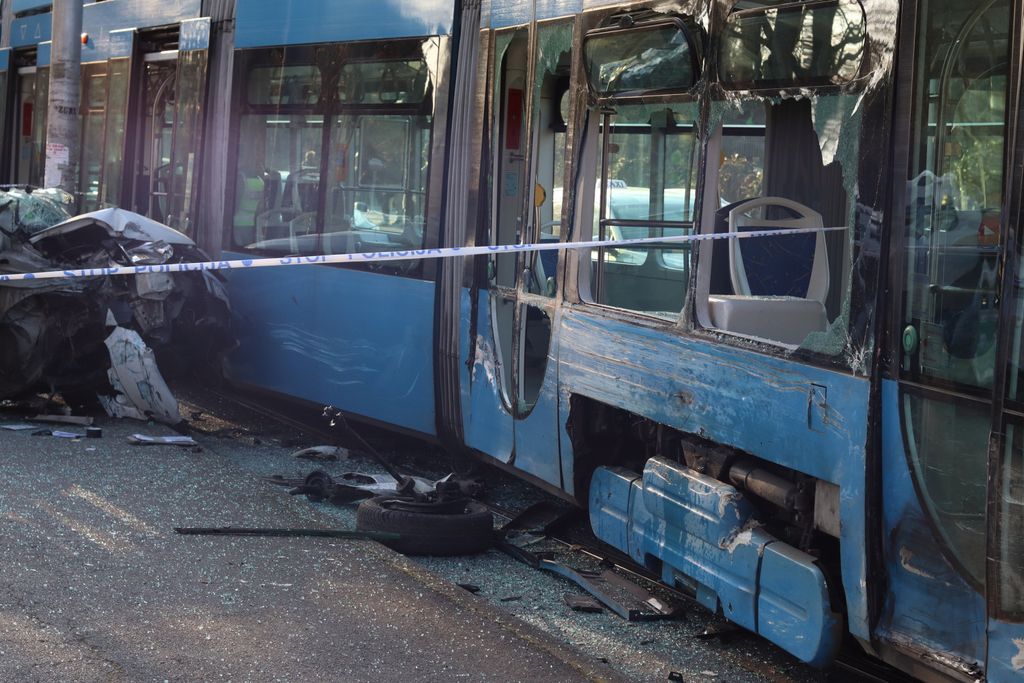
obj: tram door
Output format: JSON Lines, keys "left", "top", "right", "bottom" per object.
{"left": 475, "top": 22, "right": 571, "bottom": 485}
{"left": 127, "top": 54, "right": 178, "bottom": 223}
{"left": 882, "top": 0, "right": 1016, "bottom": 675}
{"left": 122, "top": 24, "right": 210, "bottom": 237}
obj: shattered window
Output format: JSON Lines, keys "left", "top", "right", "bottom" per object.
{"left": 528, "top": 20, "right": 572, "bottom": 297}
{"left": 703, "top": 95, "right": 854, "bottom": 349}
{"left": 0, "top": 188, "right": 73, "bottom": 237}
{"left": 590, "top": 103, "right": 699, "bottom": 319}
{"left": 719, "top": 0, "right": 866, "bottom": 89}
{"left": 899, "top": 0, "right": 1010, "bottom": 588}
{"left": 583, "top": 20, "right": 697, "bottom": 98}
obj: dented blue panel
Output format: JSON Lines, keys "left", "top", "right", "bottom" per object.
{"left": 224, "top": 259, "right": 437, "bottom": 437}
{"left": 461, "top": 290, "right": 514, "bottom": 463}
{"left": 987, "top": 621, "right": 1024, "bottom": 682}
{"left": 590, "top": 458, "right": 842, "bottom": 665}
{"left": 37, "top": 42, "right": 50, "bottom": 67}
{"left": 877, "top": 380, "right": 986, "bottom": 671}
{"left": 758, "top": 543, "right": 842, "bottom": 667}
{"left": 635, "top": 459, "right": 769, "bottom": 631}
{"left": 0, "top": 50, "right": 10, "bottom": 73}
{"left": 589, "top": 466, "right": 638, "bottom": 552}
{"left": 558, "top": 307, "right": 870, "bottom": 639}
{"left": 590, "top": 463, "right": 765, "bottom": 626}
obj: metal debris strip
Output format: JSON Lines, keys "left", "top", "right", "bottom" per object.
{"left": 538, "top": 560, "right": 682, "bottom": 622}
{"left": 31, "top": 414, "right": 93, "bottom": 426}
{"left": 496, "top": 538, "right": 682, "bottom": 622}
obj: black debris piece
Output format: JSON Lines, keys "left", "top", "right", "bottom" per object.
{"left": 564, "top": 593, "right": 604, "bottom": 613}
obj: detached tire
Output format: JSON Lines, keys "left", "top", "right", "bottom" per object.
{"left": 356, "top": 496, "right": 494, "bottom": 556}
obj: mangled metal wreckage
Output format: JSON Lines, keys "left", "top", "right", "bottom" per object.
{"left": 0, "top": 188, "right": 232, "bottom": 420}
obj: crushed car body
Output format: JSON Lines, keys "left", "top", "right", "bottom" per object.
{"left": 0, "top": 188, "right": 232, "bottom": 414}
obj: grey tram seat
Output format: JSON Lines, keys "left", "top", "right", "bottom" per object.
{"left": 708, "top": 196, "right": 829, "bottom": 345}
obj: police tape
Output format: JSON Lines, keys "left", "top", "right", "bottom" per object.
{"left": 0, "top": 225, "right": 846, "bottom": 283}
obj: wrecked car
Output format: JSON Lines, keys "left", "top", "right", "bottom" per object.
{"left": 0, "top": 188, "right": 232, "bottom": 414}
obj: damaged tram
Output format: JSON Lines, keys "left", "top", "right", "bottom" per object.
{"left": 20, "top": 0, "right": 1014, "bottom": 679}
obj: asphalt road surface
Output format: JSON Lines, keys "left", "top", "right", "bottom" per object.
{"left": 0, "top": 414, "right": 627, "bottom": 682}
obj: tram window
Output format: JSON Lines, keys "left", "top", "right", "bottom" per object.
{"left": 234, "top": 113, "right": 324, "bottom": 247}
{"left": 338, "top": 60, "right": 428, "bottom": 105}
{"left": 247, "top": 65, "right": 320, "bottom": 106}
{"left": 703, "top": 98, "right": 851, "bottom": 348}
{"left": 719, "top": 0, "right": 866, "bottom": 90}
{"left": 899, "top": 0, "right": 1010, "bottom": 588}
{"left": 322, "top": 113, "right": 430, "bottom": 253}
{"left": 231, "top": 43, "right": 436, "bottom": 266}
{"left": 589, "top": 104, "right": 698, "bottom": 319}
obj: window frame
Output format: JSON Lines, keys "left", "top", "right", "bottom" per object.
{"left": 226, "top": 39, "right": 438, "bottom": 278}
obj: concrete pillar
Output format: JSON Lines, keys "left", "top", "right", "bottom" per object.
{"left": 43, "top": 0, "right": 82, "bottom": 195}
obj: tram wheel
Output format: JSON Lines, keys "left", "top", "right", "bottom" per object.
{"left": 355, "top": 496, "right": 494, "bottom": 556}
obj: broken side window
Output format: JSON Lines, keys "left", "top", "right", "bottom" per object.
{"left": 700, "top": 0, "right": 866, "bottom": 351}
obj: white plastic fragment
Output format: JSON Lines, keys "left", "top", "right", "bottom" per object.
{"left": 98, "top": 326, "right": 182, "bottom": 425}
{"left": 127, "top": 434, "right": 197, "bottom": 446}
{"left": 291, "top": 445, "right": 348, "bottom": 462}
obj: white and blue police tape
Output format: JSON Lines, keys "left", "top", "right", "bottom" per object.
{"left": 0, "top": 225, "right": 846, "bottom": 283}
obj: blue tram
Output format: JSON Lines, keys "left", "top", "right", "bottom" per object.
{"left": 1, "top": 0, "right": 1023, "bottom": 680}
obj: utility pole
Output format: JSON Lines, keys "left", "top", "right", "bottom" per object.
{"left": 44, "top": 0, "right": 83, "bottom": 197}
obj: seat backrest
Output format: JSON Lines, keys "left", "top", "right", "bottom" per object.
{"left": 728, "top": 196, "right": 828, "bottom": 302}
